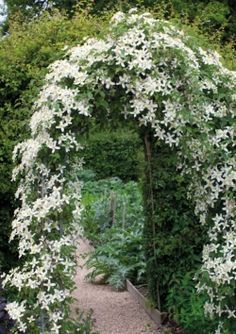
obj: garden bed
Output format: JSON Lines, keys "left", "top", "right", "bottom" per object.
{"left": 126, "top": 279, "right": 167, "bottom": 325}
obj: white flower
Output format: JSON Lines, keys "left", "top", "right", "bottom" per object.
{"left": 6, "top": 301, "right": 26, "bottom": 323}
{"left": 111, "top": 11, "right": 125, "bottom": 24}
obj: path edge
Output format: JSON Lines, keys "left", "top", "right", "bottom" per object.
{"left": 126, "top": 279, "right": 168, "bottom": 325}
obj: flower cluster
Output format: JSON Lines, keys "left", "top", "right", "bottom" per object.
{"left": 3, "top": 9, "right": 235, "bottom": 333}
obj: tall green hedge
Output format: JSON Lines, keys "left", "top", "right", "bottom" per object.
{"left": 141, "top": 130, "right": 208, "bottom": 313}
{"left": 81, "top": 130, "right": 143, "bottom": 182}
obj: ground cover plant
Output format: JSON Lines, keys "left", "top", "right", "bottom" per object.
{"left": 1, "top": 8, "right": 235, "bottom": 334}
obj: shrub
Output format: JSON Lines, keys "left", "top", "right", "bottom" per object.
{"left": 86, "top": 224, "right": 146, "bottom": 290}
{"left": 166, "top": 272, "right": 217, "bottom": 334}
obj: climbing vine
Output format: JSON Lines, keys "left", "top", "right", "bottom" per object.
{"left": 2, "top": 9, "right": 235, "bottom": 334}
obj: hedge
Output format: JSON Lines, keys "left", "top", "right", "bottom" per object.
{"left": 81, "top": 130, "right": 143, "bottom": 182}
{"left": 141, "top": 130, "right": 208, "bottom": 313}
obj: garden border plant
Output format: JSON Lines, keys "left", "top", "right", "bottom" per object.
{"left": 2, "top": 8, "right": 235, "bottom": 334}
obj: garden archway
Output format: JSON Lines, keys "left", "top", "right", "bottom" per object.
{"left": 3, "top": 9, "right": 236, "bottom": 334}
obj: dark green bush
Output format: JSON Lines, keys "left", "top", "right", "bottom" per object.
{"left": 81, "top": 130, "right": 143, "bottom": 182}
{"left": 141, "top": 133, "right": 209, "bottom": 313}
{"left": 166, "top": 272, "right": 217, "bottom": 334}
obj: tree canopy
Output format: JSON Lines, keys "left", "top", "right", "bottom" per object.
{"left": 3, "top": 0, "right": 236, "bottom": 45}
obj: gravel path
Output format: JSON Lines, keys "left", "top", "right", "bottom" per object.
{"left": 72, "top": 238, "right": 157, "bottom": 334}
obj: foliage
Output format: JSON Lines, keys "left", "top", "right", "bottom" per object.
{"left": 139, "top": 0, "right": 232, "bottom": 43}
{"left": 2, "top": 9, "right": 236, "bottom": 334}
{"left": 166, "top": 272, "right": 217, "bottom": 334}
{"left": 80, "top": 130, "right": 142, "bottom": 181}
{"left": 3, "top": 0, "right": 236, "bottom": 48}
{"left": 86, "top": 224, "right": 145, "bottom": 290}
{"left": 0, "top": 10, "right": 108, "bottom": 271}
{"left": 141, "top": 140, "right": 208, "bottom": 313}
{"left": 72, "top": 309, "right": 98, "bottom": 334}
{"left": 3, "top": 0, "right": 85, "bottom": 19}
{"left": 0, "top": 193, "right": 18, "bottom": 271}
{"left": 80, "top": 175, "right": 145, "bottom": 243}
{"left": 79, "top": 175, "right": 145, "bottom": 289}
{"left": 0, "top": 296, "right": 15, "bottom": 334}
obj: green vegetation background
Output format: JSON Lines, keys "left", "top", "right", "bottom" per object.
{"left": 2, "top": 0, "right": 236, "bottom": 46}
{"left": 0, "top": 1, "right": 236, "bottom": 333}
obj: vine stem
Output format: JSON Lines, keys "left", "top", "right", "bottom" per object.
{"left": 122, "top": 200, "right": 126, "bottom": 230}
{"left": 144, "top": 132, "right": 161, "bottom": 311}
{"left": 40, "top": 310, "right": 45, "bottom": 334}
{"left": 39, "top": 178, "right": 47, "bottom": 334}
{"left": 109, "top": 191, "right": 116, "bottom": 227}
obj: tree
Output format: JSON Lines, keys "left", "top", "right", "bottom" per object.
{"left": 5, "top": 0, "right": 77, "bottom": 16}
{"left": 3, "top": 0, "right": 236, "bottom": 45}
